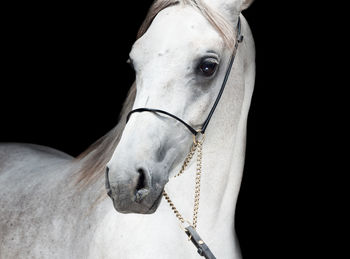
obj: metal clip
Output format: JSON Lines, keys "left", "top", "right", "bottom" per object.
{"left": 193, "top": 130, "right": 205, "bottom": 145}
{"left": 184, "top": 226, "right": 216, "bottom": 259}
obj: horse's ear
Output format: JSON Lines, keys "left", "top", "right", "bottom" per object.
{"left": 241, "top": 0, "right": 254, "bottom": 10}
{"left": 205, "top": 0, "right": 254, "bottom": 15}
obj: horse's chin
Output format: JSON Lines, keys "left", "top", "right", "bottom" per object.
{"left": 111, "top": 189, "right": 163, "bottom": 215}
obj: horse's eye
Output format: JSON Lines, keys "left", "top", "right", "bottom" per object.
{"left": 199, "top": 59, "right": 218, "bottom": 77}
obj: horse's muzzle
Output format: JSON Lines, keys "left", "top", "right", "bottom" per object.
{"left": 105, "top": 166, "right": 165, "bottom": 214}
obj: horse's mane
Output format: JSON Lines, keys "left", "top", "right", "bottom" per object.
{"left": 75, "top": 0, "right": 235, "bottom": 187}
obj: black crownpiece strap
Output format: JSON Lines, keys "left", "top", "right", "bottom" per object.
{"left": 201, "top": 17, "right": 243, "bottom": 133}
{"left": 126, "top": 17, "right": 243, "bottom": 136}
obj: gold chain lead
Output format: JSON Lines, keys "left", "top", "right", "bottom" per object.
{"left": 162, "top": 134, "right": 204, "bottom": 230}
{"left": 192, "top": 139, "right": 203, "bottom": 229}
{"left": 174, "top": 142, "right": 197, "bottom": 178}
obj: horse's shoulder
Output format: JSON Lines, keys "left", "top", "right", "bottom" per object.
{"left": 0, "top": 144, "right": 77, "bottom": 257}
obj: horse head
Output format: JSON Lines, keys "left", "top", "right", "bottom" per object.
{"left": 105, "top": 0, "right": 254, "bottom": 214}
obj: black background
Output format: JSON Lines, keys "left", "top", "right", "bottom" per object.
{"left": 1, "top": 1, "right": 322, "bottom": 258}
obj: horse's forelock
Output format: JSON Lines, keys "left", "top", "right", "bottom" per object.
{"left": 137, "top": 0, "right": 235, "bottom": 49}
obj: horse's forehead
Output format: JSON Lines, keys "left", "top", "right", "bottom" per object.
{"left": 133, "top": 6, "right": 222, "bottom": 55}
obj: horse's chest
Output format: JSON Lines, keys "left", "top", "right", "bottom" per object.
{"left": 89, "top": 208, "right": 239, "bottom": 259}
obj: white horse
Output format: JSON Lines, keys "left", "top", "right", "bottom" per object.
{"left": 0, "top": 0, "right": 255, "bottom": 258}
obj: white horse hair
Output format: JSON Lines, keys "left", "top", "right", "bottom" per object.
{"left": 0, "top": 0, "right": 255, "bottom": 258}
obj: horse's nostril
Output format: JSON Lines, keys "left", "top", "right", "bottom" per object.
{"left": 136, "top": 168, "right": 146, "bottom": 191}
{"left": 135, "top": 168, "right": 150, "bottom": 203}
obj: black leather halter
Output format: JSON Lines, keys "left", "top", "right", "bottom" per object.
{"left": 126, "top": 17, "right": 243, "bottom": 136}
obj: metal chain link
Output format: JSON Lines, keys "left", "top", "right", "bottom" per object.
{"left": 162, "top": 134, "right": 204, "bottom": 230}
{"left": 192, "top": 139, "right": 203, "bottom": 229}
{"left": 174, "top": 142, "right": 198, "bottom": 178}
{"left": 162, "top": 191, "right": 185, "bottom": 224}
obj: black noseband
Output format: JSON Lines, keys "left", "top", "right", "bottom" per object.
{"left": 127, "top": 108, "right": 199, "bottom": 135}
{"left": 126, "top": 17, "right": 243, "bottom": 136}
